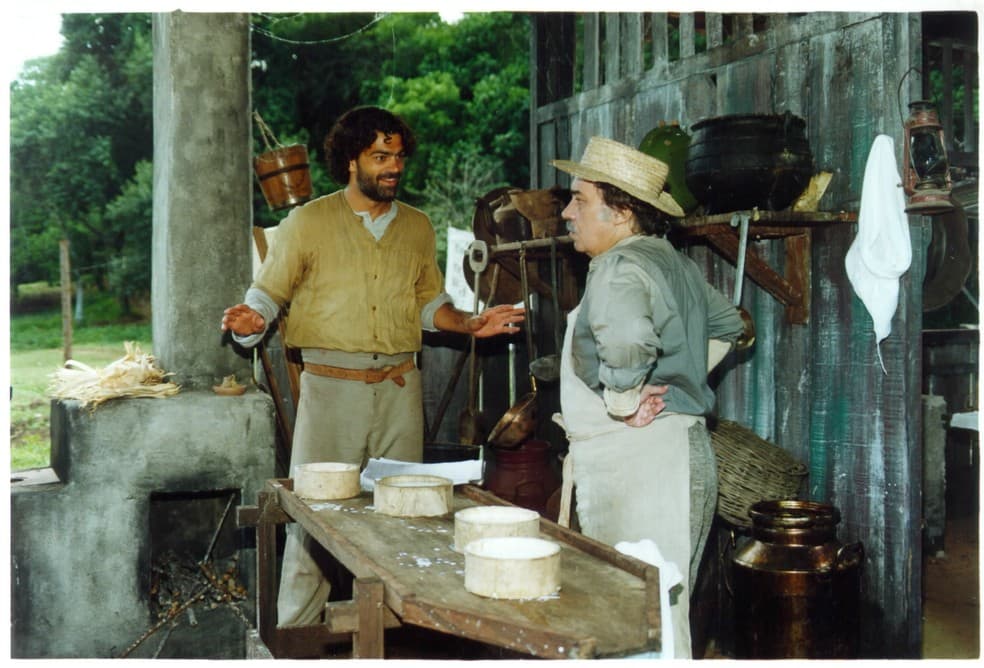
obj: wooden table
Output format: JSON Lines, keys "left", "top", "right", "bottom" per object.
{"left": 238, "top": 480, "right": 660, "bottom": 659}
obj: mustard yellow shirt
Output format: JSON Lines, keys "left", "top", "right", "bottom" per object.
{"left": 252, "top": 191, "right": 446, "bottom": 354}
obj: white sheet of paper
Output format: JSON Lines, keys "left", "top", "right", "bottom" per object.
{"left": 360, "top": 456, "right": 485, "bottom": 492}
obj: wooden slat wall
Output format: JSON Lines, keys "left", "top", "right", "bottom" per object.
{"left": 531, "top": 11, "right": 928, "bottom": 657}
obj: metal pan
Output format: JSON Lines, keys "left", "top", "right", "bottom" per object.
{"left": 486, "top": 383, "right": 538, "bottom": 449}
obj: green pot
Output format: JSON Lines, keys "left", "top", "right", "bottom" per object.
{"left": 639, "top": 125, "right": 698, "bottom": 214}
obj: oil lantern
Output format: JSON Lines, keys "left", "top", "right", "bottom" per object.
{"left": 902, "top": 100, "right": 954, "bottom": 215}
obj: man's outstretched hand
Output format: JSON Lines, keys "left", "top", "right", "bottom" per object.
{"left": 221, "top": 304, "right": 266, "bottom": 337}
{"left": 468, "top": 304, "right": 526, "bottom": 338}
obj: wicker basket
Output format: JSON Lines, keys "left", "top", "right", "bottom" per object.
{"left": 710, "top": 420, "right": 808, "bottom": 528}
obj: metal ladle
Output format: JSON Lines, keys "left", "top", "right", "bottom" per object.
{"left": 523, "top": 241, "right": 562, "bottom": 383}
{"left": 528, "top": 238, "right": 563, "bottom": 382}
{"left": 732, "top": 212, "right": 756, "bottom": 350}
{"left": 458, "top": 240, "right": 490, "bottom": 445}
{"left": 486, "top": 243, "right": 541, "bottom": 449}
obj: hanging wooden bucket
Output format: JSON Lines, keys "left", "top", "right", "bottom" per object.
{"left": 254, "top": 144, "right": 313, "bottom": 210}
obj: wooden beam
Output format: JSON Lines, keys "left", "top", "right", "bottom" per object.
{"left": 583, "top": 14, "right": 601, "bottom": 89}
{"left": 706, "top": 13, "right": 723, "bottom": 49}
{"left": 324, "top": 599, "right": 401, "bottom": 634}
{"left": 60, "top": 239, "right": 73, "bottom": 362}
{"left": 256, "top": 491, "right": 282, "bottom": 655}
{"left": 784, "top": 231, "right": 811, "bottom": 324}
{"left": 623, "top": 14, "right": 644, "bottom": 75}
{"left": 535, "top": 13, "right": 576, "bottom": 107}
{"left": 400, "top": 598, "right": 601, "bottom": 659}
{"left": 353, "top": 578, "right": 386, "bottom": 658}
{"left": 704, "top": 230, "right": 803, "bottom": 308}
{"left": 680, "top": 12, "right": 696, "bottom": 59}
{"left": 605, "top": 14, "right": 621, "bottom": 84}
{"left": 672, "top": 211, "right": 853, "bottom": 324}
{"left": 269, "top": 626, "right": 355, "bottom": 658}
{"left": 651, "top": 13, "right": 669, "bottom": 72}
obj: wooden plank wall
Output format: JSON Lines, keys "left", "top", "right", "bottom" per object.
{"left": 531, "top": 12, "right": 928, "bottom": 657}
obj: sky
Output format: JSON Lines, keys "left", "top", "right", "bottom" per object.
{"left": 4, "top": 0, "right": 983, "bottom": 86}
{"left": 4, "top": 8, "right": 65, "bottom": 86}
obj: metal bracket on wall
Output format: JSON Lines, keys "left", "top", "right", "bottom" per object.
{"left": 674, "top": 210, "right": 857, "bottom": 325}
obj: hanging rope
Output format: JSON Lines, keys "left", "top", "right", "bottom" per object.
{"left": 253, "top": 112, "right": 282, "bottom": 152}
{"left": 251, "top": 13, "right": 388, "bottom": 47}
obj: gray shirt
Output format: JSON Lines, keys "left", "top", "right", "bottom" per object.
{"left": 570, "top": 234, "right": 744, "bottom": 416}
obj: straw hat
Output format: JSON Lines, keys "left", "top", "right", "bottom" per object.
{"left": 551, "top": 136, "right": 684, "bottom": 217}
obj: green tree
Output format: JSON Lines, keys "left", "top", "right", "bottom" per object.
{"left": 103, "top": 160, "right": 154, "bottom": 315}
{"left": 10, "top": 13, "right": 154, "bottom": 309}
{"left": 355, "top": 12, "right": 531, "bottom": 266}
{"left": 249, "top": 12, "right": 387, "bottom": 226}
{"left": 357, "top": 13, "right": 530, "bottom": 193}
{"left": 10, "top": 12, "right": 532, "bottom": 307}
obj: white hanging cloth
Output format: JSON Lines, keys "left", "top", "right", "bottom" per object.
{"left": 844, "top": 134, "right": 912, "bottom": 372}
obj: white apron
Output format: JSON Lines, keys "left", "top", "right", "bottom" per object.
{"left": 557, "top": 306, "right": 703, "bottom": 659}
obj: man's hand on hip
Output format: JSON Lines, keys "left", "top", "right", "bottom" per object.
{"left": 624, "top": 384, "right": 669, "bottom": 428}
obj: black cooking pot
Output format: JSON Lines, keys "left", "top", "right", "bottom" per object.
{"left": 685, "top": 112, "right": 814, "bottom": 213}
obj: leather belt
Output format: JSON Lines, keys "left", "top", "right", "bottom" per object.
{"left": 303, "top": 358, "right": 415, "bottom": 387}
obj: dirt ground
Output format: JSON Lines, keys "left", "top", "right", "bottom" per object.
{"left": 922, "top": 514, "right": 980, "bottom": 659}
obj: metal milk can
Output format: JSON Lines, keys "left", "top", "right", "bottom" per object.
{"left": 732, "top": 500, "right": 864, "bottom": 659}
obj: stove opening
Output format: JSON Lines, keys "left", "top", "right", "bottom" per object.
{"left": 128, "top": 488, "right": 250, "bottom": 659}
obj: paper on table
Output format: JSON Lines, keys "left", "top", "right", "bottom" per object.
{"left": 360, "top": 455, "right": 485, "bottom": 492}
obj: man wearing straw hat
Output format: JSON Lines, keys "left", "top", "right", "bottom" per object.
{"left": 222, "top": 106, "right": 524, "bottom": 628}
{"left": 551, "top": 136, "right": 746, "bottom": 658}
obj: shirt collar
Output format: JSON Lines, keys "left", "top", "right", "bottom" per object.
{"left": 588, "top": 233, "right": 645, "bottom": 267}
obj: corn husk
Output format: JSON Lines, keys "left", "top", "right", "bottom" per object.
{"left": 49, "top": 341, "right": 180, "bottom": 409}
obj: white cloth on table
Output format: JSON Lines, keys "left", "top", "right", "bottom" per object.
{"left": 616, "top": 539, "right": 685, "bottom": 660}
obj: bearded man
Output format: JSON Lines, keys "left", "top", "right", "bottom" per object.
{"left": 222, "top": 106, "right": 524, "bottom": 626}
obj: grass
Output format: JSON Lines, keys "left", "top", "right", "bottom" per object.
{"left": 9, "top": 289, "right": 151, "bottom": 471}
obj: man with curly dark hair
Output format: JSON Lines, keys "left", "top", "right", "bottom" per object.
{"left": 222, "top": 106, "right": 524, "bottom": 627}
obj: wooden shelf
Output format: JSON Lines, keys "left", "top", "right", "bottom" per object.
{"left": 677, "top": 209, "right": 858, "bottom": 230}
{"left": 673, "top": 210, "right": 858, "bottom": 325}
{"left": 477, "top": 211, "right": 858, "bottom": 325}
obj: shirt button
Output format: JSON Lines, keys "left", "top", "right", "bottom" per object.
{"left": 372, "top": 354, "right": 379, "bottom": 360}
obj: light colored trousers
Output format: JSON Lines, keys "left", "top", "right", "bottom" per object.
{"left": 277, "top": 351, "right": 422, "bottom": 627}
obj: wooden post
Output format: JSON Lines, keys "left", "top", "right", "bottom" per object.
{"left": 59, "top": 239, "right": 72, "bottom": 362}
{"left": 352, "top": 577, "right": 385, "bottom": 658}
{"left": 255, "top": 491, "right": 281, "bottom": 657}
